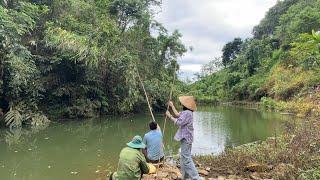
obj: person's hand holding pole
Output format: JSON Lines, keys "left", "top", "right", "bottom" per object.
{"left": 165, "top": 111, "right": 176, "bottom": 123}
{"left": 168, "top": 101, "right": 179, "bottom": 117}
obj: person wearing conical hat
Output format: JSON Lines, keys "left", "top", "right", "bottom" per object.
{"left": 110, "top": 135, "right": 149, "bottom": 180}
{"left": 165, "top": 96, "right": 200, "bottom": 180}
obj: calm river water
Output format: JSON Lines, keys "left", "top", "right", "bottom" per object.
{"left": 0, "top": 106, "right": 292, "bottom": 180}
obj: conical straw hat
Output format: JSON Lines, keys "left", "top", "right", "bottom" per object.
{"left": 178, "top": 96, "right": 197, "bottom": 111}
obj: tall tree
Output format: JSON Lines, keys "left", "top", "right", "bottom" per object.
{"left": 222, "top": 38, "right": 243, "bottom": 67}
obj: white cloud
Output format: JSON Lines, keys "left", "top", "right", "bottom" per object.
{"left": 207, "top": 0, "right": 276, "bottom": 28}
{"left": 155, "top": 0, "right": 277, "bottom": 80}
{"left": 180, "top": 64, "right": 202, "bottom": 73}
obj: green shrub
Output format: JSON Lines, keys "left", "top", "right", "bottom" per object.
{"left": 260, "top": 97, "right": 277, "bottom": 110}
{"left": 299, "top": 168, "right": 320, "bottom": 180}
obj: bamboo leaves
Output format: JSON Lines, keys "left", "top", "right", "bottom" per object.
{"left": 4, "top": 108, "right": 23, "bottom": 128}
{"left": 44, "top": 26, "right": 98, "bottom": 66}
{"left": 4, "top": 104, "right": 50, "bottom": 129}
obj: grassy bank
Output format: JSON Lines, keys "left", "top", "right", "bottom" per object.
{"left": 196, "top": 119, "right": 320, "bottom": 179}
{"left": 260, "top": 85, "right": 320, "bottom": 118}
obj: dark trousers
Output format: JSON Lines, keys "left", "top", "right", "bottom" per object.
{"left": 147, "top": 156, "right": 164, "bottom": 163}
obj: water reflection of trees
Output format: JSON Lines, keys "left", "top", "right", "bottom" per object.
{"left": 219, "top": 107, "right": 289, "bottom": 148}
{"left": 5, "top": 128, "right": 23, "bottom": 146}
{"left": 4, "top": 123, "right": 49, "bottom": 147}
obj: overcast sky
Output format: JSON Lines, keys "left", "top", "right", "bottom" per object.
{"left": 155, "top": 0, "right": 277, "bottom": 80}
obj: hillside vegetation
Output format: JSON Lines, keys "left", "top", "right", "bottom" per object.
{"left": 191, "top": 0, "right": 320, "bottom": 117}
{"left": 0, "top": 0, "right": 186, "bottom": 128}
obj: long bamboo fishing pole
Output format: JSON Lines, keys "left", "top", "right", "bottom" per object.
{"left": 162, "top": 63, "right": 177, "bottom": 136}
{"left": 156, "top": 63, "right": 178, "bottom": 165}
{"left": 136, "top": 67, "right": 156, "bottom": 122}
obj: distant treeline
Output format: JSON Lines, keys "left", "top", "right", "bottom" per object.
{"left": 191, "top": 0, "right": 320, "bottom": 117}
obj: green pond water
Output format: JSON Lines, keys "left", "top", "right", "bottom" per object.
{"left": 0, "top": 106, "right": 293, "bottom": 180}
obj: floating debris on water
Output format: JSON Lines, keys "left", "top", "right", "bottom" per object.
{"left": 48, "top": 165, "right": 51, "bottom": 168}
{"left": 14, "top": 150, "right": 18, "bottom": 153}
{"left": 70, "top": 171, "right": 78, "bottom": 175}
{"left": 28, "top": 148, "right": 32, "bottom": 151}
{"left": 44, "top": 137, "right": 49, "bottom": 140}
{"left": 95, "top": 170, "right": 100, "bottom": 173}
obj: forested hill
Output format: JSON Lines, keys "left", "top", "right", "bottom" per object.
{"left": 190, "top": 0, "right": 320, "bottom": 117}
{"left": 0, "top": 0, "right": 186, "bottom": 127}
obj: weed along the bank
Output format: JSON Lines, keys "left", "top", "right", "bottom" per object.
{"left": 1, "top": 0, "right": 319, "bottom": 180}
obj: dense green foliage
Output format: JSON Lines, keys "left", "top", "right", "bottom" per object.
{"left": 0, "top": 0, "right": 186, "bottom": 128}
{"left": 191, "top": 0, "right": 320, "bottom": 117}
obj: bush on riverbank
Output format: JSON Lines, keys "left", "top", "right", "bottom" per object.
{"left": 196, "top": 119, "right": 320, "bottom": 179}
